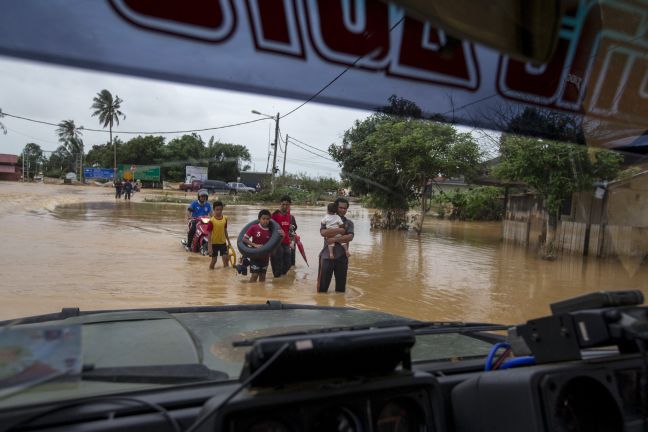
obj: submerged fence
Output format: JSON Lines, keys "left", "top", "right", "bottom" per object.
{"left": 502, "top": 194, "right": 647, "bottom": 258}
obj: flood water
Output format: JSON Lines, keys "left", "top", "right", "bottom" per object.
{"left": 1, "top": 198, "right": 647, "bottom": 325}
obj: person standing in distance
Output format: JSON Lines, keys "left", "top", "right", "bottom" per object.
{"left": 271, "top": 195, "right": 297, "bottom": 278}
{"left": 317, "top": 197, "right": 354, "bottom": 293}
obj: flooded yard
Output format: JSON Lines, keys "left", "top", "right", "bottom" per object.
{"left": 1, "top": 182, "right": 646, "bottom": 325}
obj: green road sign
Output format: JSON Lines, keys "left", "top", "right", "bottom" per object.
{"left": 118, "top": 164, "right": 161, "bottom": 181}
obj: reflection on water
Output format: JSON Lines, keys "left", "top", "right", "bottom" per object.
{"left": 0, "top": 201, "right": 646, "bottom": 324}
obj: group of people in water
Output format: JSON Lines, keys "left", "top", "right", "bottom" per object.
{"left": 113, "top": 179, "right": 140, "bottom": 200}
{"left": 185, "top": 189, "right": 353, "bottom": 292}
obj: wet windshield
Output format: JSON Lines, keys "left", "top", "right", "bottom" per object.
{"left": 0, "top": 0, "right": 647, "bottom": 409}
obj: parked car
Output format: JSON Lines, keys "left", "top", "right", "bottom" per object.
{"left": 180, "top": 179, "right": 233, "bottom": 194}
{"left": 227, "top": 182, "right": 255, "bottom": 193}
{"left": 203, "top": 180, "right": 234, "bottom": 195}
{"left": 179, "top": 178, "right": 203, "bottom": 192}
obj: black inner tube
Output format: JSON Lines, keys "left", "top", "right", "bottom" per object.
{"left": 237, "top": 219, "right": 282, "bottom": 258}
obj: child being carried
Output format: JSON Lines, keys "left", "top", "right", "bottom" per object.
{"left": 321, "top": 202, "right": 350, "bottom": 259}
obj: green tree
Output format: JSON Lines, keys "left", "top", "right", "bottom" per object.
{"left": 506, "top": 107, "right": 586, "bottom": 144}
{"left": 18, "top": 143, "right": 45, "bottom": 179}
{"left": 119, "top": 135, "right": 165, "bottom": 165}
{"left": 434, "top": 187, "right": 505, "bottom": 221}
{"left": 85, "top": 140, "right": 118, "bottom": 169}
{"left": 56, "top": 119, "right": 84, "bottom": 180}
{"left": 378, "top": 94, "right": 423, "bottom": 118}
{"left": 204, "top": 138, "right": 251, "bottom": 181}
{"left": 331, "top": 116, "right": 481, "bottom": 231}
{"left": 494, "top": 135, "right": 623, "bottom": 250}
{"left": 45, "top": 145, "right": 76, "bottom": 178}
{"left": 162, "top": 134, "right": 205, "bottom": 181}
{"left": 91, "top": 89, "right": 125, "bottom": 177}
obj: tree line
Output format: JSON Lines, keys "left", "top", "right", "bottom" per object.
{"left": 329, "top": 97, "right": 624, "bottom": 249}
{"left": 19, "top": 134, "right": 251, "bottom": 182}
{"left": 15, "top": 89, "right": 251, "bottom": 182}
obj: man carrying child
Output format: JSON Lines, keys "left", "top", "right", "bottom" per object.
{"left": 321, "top": 202, "right": 350, "bottom": 259}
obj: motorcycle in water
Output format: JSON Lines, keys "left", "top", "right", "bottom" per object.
{"left": 181, "top": 216, "right": 212, "bottom": 255}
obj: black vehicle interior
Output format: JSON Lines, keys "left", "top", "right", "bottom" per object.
{"left": 3, "top": 291, "right": 648, "bottom": 431}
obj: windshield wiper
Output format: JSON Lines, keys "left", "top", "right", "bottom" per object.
{"left": 232, "top": 320, "right": 509, "bottom": 347}
{"left": 80, "top": 364, "right": 228, "bottom": 384}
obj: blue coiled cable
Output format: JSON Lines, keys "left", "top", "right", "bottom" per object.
{"left": 484, "top": 342, "right": 511, "bottom": 371}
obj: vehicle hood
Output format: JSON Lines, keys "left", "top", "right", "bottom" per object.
{"left": 0, "top": 304, "right": 494, "bottom": 409}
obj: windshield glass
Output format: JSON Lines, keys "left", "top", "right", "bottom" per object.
{"left": 0, "top": 0, "right": 646, "bottom": 409}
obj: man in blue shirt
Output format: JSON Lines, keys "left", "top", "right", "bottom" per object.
{"left": 184, "top": 189, "right": 212, "bottom": 250}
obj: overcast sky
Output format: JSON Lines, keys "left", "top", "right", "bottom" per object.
{"left": 0, "top": 55, "right": 373, "bottom": 178}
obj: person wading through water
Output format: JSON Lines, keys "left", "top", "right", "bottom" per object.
{"left": 271, "top": 195, "right": 297, "bottom": 278}
{"left": 317, "top": 197, "right": 354, "bottom": 293}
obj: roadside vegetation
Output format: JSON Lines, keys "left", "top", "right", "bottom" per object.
{"left": 432, "top": 187, "right": 505, "bottom": 221}
{"left": 15, "top": 89, "right": 252, "bottom": 183}
{"left": 330, "top": 96, "right": 481, "bottom": 233}
{"left": 144, "top": 173, "right": 342, "bottom": 206}
{"left": 493, "top": 108, "right": 623, "bottom": 255}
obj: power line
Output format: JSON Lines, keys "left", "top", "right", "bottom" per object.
{"left": 3, "top": 14, "right": 400, "bottom": 144}
{"left": 280, "top": 16, "right": 405, "bottom": 120}
{"left": 288, "top": 136, "right": 330, "bottom": 155}
{"left": 6, "top": 15, "right": 397, "bottom": 144}
{"left": 2, "top": 111, "right": 269, "bottom": 135}
{"left": 2, "top": 112, "right": 59, "bottom": 127}
{"left": 5, "top": 127, "right": 60, "bottom": 146}
{"left": 289, "top": 139, "right": 336, "bottom": 163}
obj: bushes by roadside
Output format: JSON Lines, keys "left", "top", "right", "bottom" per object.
{"left": 143, "top": 186, "right": 331, "bottom": 206}
{"left": 433, "top": 186, "right": 504, "bottom": 221}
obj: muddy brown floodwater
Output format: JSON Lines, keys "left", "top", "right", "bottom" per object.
{"left": 0, "top": 182, "right": 646, "bottom": 325}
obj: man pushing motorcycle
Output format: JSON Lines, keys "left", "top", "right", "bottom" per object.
{"left": 184, "top": 189, "right": 212, "bottom": 251}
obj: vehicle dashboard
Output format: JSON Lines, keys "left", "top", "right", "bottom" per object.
{"left": 2, "top": 352, "right": 644, "bottom": 432}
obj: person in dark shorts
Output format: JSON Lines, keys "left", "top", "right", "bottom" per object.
{"left": 242, "top": 209, "right": 274, "bottom": 282}
{"left": 271, "top": 195, "right": 297, "bottom": 278}
{"left": 208, "top": 201, "right": 230, "bottom": 269}
{"left": 114, "top": 178, "right": 122, "bottom": 198}
{"left": 317, "top": 197, "right": 354, "bottom": 293}
{"left": 123, "top": 179, "right": 133, "bottom": 200}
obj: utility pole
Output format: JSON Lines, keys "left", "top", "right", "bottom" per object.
{"left": 282, "top": 134, "right": 289, "bottom": 176}
{"left": 80, "top": 141, "right": 84, "bottom": 184}
{"left": 265, "top": 123, "right": 271, "bottom": 173}
{"left": 270, "top": 112, "right": 280, "bottom": 193}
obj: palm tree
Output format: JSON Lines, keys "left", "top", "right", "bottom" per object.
{"left": 90, "top": 90, "right": 125, "bottom": 178}
{"left": 56, "top": 119, "right": 84, "bottom": 180}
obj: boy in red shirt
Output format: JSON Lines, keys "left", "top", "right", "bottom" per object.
{"left": 242, "top": 209, "right": 273, "bottom": 282}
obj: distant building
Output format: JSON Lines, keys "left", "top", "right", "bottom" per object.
{"left": 503, "top": 170, "right": 648, "bottom": 258}
{"left": 0, "top": 154, "right": 21, "bottom": 181}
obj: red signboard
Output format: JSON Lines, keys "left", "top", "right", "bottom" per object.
{"left": 0, "top": 1, "right": 646, "bottom": 149}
